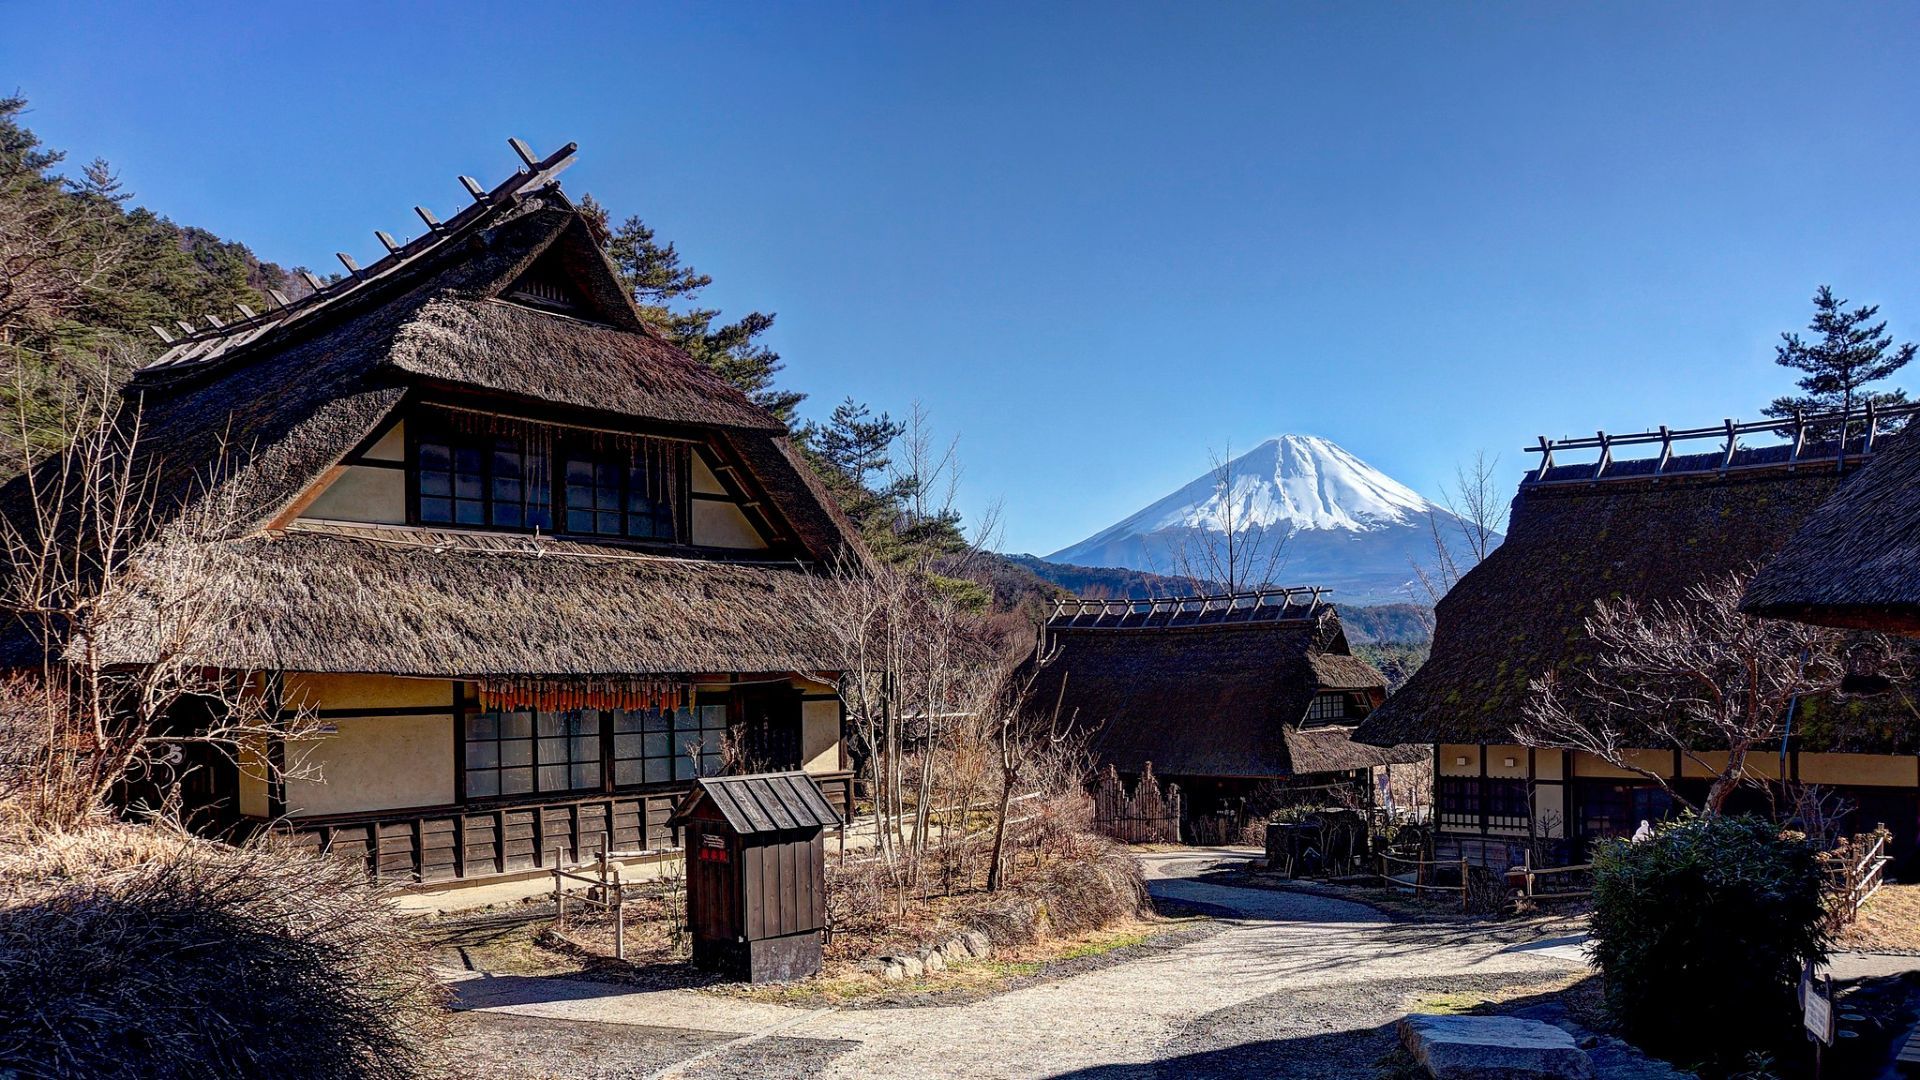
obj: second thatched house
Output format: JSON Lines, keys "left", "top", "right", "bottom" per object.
{"left": 8, "top": 140, "right": 863, "bottom": 889}
{"left": 1025, "top": 589, "right": 1424, "bottom": 840}
{"left": 1355, "top": 409, "right": 1920, "bottom": 872}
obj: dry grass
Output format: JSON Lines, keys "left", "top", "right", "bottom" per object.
{"left": 0, "top": 822, "right": 450, "bottom": 1080}
{"left": 483, "top": 828, "right": 1159, "bottom": 1009}
{"left": 1835, "top": 883, "right": 1920, "bottom": 954}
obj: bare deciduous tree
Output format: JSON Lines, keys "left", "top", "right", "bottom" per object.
{"left": 1161, "top": 441, "right": 1289, "bottom": 594}
{"left": 1515, "top": 571, "right": 1843, "bottom": 815}
{"left": 1410, "top": 450, "right": 1508, "bottom": 617}
{"left": 0, "top": 361, "right": 322, "bottom": 829}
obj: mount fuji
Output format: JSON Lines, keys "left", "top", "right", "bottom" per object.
{"left": 1039, "top": 435, "right": 1495, "bottom": 605}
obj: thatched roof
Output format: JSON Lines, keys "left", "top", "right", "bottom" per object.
{"left": 86, "top": 524, "right": 847, "bottom": 677}
{"left": 1742, "top": 427, "right": 1920, "bottom": 633}
{"left": 1353, "top": 460, "right": 1849, "bottom": 747}
{"left": 0, "top": 145, "right": 871, "bottom": 680}
{"left": 387, "top": 295, "right": 779, "bottom": 433}
{"left": 1025, "top": 600, "right": 1419, "bottom": 779}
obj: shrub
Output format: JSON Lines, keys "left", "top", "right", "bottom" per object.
{"left": 1588, "top": 815, "right": 1828, "bottom": 1073}
{"left": 1021, "top": 837, "right": 1149, "bottom": 936}
{"left": 0, "top": 823, "right": 449, "bottom": 1079}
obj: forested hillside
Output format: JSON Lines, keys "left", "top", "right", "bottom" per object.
{"left": 0, "top": 98, "right": 318, "bottom": 448}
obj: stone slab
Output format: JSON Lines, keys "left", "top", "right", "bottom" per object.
{"left": 1399, "top": 1013, "right": 1594, "bottom": 1080}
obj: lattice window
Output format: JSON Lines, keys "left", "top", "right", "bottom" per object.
{"left": 610, "top": 704, "right": 727, "bottom": 786}
{"left": 1302, "top": 691, "right": 1368, "bottom": 727}
{"left": 1485, "top": 777, "right": 1531, "bottom": 829}
{"left": 562, "top": 437, "right": 686, "bottom": 541}
{"left": 415, "top": 422, "right": 552, "bottom": 531}
{"left": 1438, "top": 775, "right": 1481, "bottom": 830}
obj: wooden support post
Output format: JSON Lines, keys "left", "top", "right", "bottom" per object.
{"left": 1461, "top": 856, "right": 1471, "bottom": 913}
{"left": 612, "top": 863, "right": 625, "bottom": 961}
{"left": 552, "top": 848, "right": 565, "bottom": 923}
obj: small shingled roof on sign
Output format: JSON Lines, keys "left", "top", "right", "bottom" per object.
{"left": 671, "top": 771, "right": 841, "bottom": 834}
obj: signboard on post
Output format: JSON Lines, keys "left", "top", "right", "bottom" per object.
{"left": 1801, "top": 961, "right": 1834, "bottom": 1050}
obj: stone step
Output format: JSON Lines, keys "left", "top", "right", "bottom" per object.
{"left": 1399, "top": 1013, "right": 1595, "bottom": 1079}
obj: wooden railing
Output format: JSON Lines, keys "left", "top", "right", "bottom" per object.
{"left": 1824, "top": 825, "right": 1893, "bottom": 931}
{"left": 282, "top": 770, "right": 855, "bottom": 884}
{"left": 1380, "top": 851, "right": 1471, "bottom": 912}
{"left": 1523, "top": 402, "right": 1920, "bottom": 486}
{"left": 1510, "top": 856, "right": 1594, "bottom": 902}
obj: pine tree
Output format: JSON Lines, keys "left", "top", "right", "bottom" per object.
{"left": 799, "top": 398, "right": 908, "bottom": 528}
{"left": 577, "top": 194, "right": 803, "bottom": 425}
{"left": 1763, "top": 285, "right": 1913, "bottom": 438}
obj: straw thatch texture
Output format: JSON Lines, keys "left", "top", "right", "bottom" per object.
{"left": 88, "top": 526, "right": 848, "bottom": 676}
{"left": 113, "top": 200, "right": 791, "bottom": 542}
{"left": 388, "top": 296, "right": 781, "bottom": 433}
{"left": 1353, "top": 466, "right": 1846, "bottom": 746}
{"left": 1282, "top": 725, "right": 1416, "bottom": 774}
{"left": 1742, "top": 429, "right": 1920, "bottom": 633}
{"left": 1027, "top": 608, "right": 1419, "bottom": 779}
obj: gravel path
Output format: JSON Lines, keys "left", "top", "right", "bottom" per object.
{"left": 451, "top": 847, "right": 1593, "bottom": 1079}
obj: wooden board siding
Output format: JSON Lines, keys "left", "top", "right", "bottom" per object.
{"left": 284, "top": 770, "right": 854, "bottom": 884}
{"left": 744, "top": 834, "right": 826, "bottom": 941}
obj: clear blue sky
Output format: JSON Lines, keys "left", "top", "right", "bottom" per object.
{"left": 8, "top": 3, "right": 1919, "bottom": 554}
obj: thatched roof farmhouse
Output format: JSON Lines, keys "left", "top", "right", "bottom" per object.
{"left": 1354, "top": 411, "right": 1920, "bottom": 871}
{"left": 10, "top": 141, "right": 864, "bottom": 886}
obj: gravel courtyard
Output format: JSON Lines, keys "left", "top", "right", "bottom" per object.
{"left": 447, "top": 847, "right": 1609, "bottom": 1078}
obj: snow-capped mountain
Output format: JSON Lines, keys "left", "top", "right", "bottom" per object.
{"left": 1041, "top": 435, "right": 1495, "bottom": 605}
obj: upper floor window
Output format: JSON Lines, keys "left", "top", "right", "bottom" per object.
{"left": 1302, "top": 691, "right": 1370, "bottom": 727}
{"left": 417, "top": 431, "right": 553, "bottom": 530}
{"left": 411, "top": 408, "right": 687, "bottom": 543}
{"left": 563, "top": 438, "right": 683, "bottom": 540}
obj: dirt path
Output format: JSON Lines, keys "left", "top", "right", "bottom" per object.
{"left": 449, "top": 847, "right": 1591, "bottom": 1079}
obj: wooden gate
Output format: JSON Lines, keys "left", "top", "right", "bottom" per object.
{"left": 1091, "top": 763, "right": 1182, "bottom": 844}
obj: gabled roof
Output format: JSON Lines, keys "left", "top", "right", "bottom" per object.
{"left": 1353, "top": 426, "right": 1901, "bottom": 748}
{"left": 1742, "top": 426, "right": 1920, "bottom": 633}
{"left": 81, "top": 141, "right": 860, "bottom": 563}
{"left": 0, "top": 141, "right": 871, "bottom": 676}
{"left": 669, "top": 771, "right": 841, "bottom": 834}
{"left": 1024, "top": 596, "right": 1418, "bottom": 778}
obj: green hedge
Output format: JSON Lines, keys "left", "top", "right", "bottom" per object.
{"left": 1589, "top": 814, "right": 1829, "bottom": 1073}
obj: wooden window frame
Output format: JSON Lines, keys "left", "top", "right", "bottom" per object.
{"left": 407, "top": 420, "right": 552, "bottom": 534}
{"left": 407, "top": 409, "right": 693, "bottom": 546}
{"left": 457, "top": 691, "right": 733, "bottom": 808}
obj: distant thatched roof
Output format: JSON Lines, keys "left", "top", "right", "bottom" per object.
{"left": 1742, "top": 428, "right": 1920, "bottom": 633}
{"left": 1025, "top": 600, "right": 1419, "bottom": 779}
{"left": 86, "top": 525, "right": 846, "bottom": 677}
{"left": 1353, "top": 461, "right": 1847, "bottom": 747}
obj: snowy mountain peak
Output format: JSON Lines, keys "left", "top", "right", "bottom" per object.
{"left": 1040, "top": 436, "right": 1491, "bottom": 605}
{"left": 1069, "top": 435, "right": 1436, "bottom": 553}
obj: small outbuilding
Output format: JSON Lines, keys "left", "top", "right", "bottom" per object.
{"left": 669, "top": 771, "right": 841, "bottom": 983}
